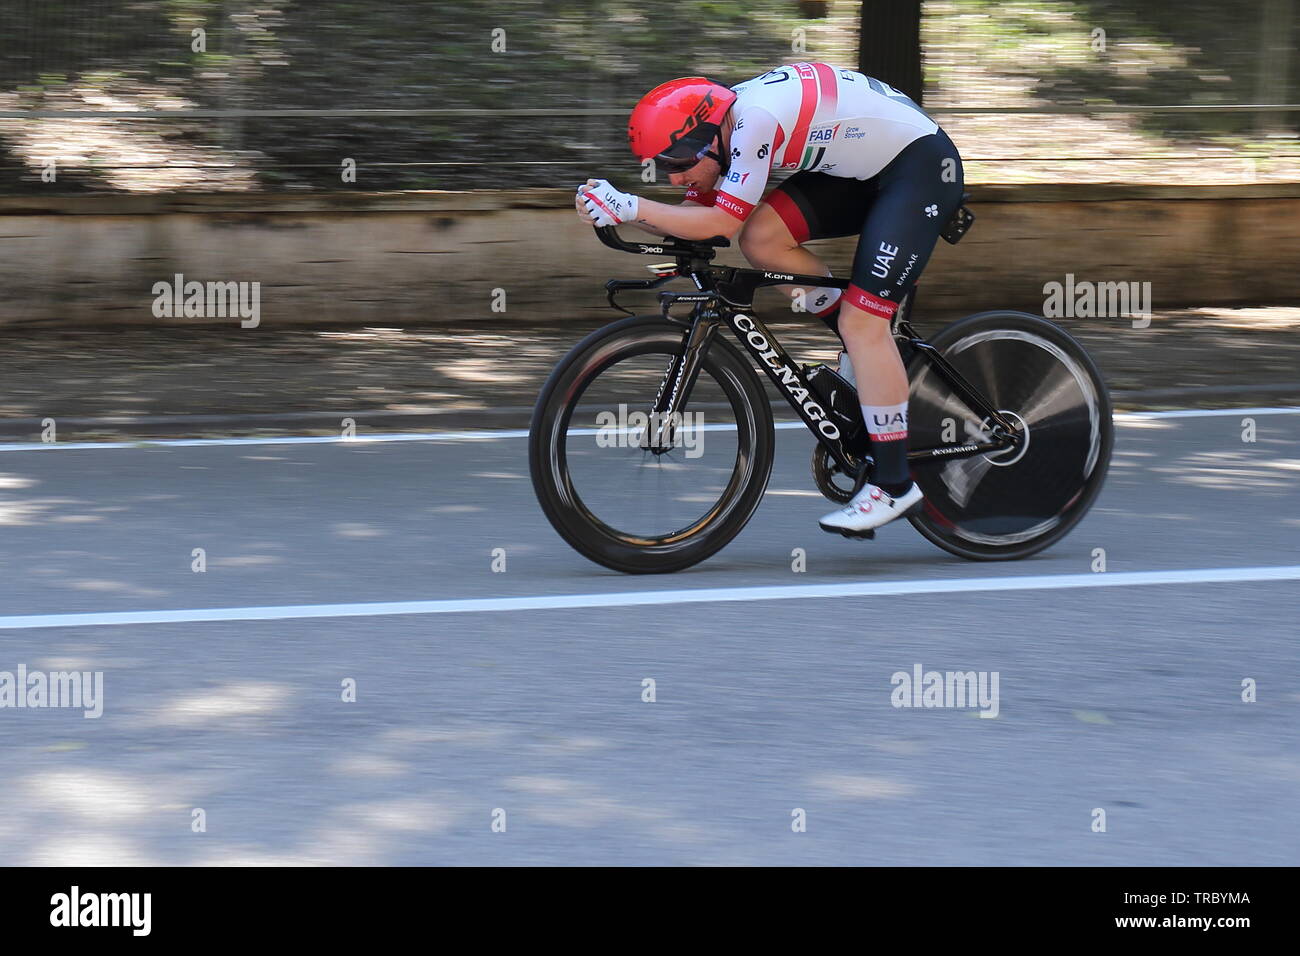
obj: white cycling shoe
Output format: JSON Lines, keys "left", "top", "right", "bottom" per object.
{"left": 819, "top": 481, "right": 924, "bottom": 538}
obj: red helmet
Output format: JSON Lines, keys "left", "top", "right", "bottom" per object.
{"left": 628, "top": 77, "right": 737, "bottom": 172}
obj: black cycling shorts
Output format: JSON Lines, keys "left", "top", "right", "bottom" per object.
{"left": 763, "top": 127, "right": 964, "bottom": 330}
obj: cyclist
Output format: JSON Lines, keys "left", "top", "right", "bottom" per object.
{"left": 575, "top": 63, "right": 964, "bottom": 536}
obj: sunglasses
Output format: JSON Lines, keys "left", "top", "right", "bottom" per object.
{"left": 653, "top": 142, "right": 723, "bottom": 174}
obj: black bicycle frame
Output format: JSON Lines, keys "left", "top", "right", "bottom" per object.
{"left": 594, "top": 226, "right": 1020, "bottom": 474}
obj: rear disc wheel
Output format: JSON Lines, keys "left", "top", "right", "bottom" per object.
{"left": 905, "top": 311, "right": 1113, "bottom": 560}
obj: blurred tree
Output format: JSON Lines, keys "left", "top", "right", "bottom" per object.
{"left": 3, "top": 1, "right": 829, "bottom": 189}
{"left": 859, "top": 0, "right": 923, "bottom": 102}
{"left": 984, "top": 0, "right": 1297, "bottom": 136}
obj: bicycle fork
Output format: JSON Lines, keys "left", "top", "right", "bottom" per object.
{"left": 642, "top": 309, "right": 720, "bottom": 454}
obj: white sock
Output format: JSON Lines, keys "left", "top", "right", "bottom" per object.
{"left": 861, "top": 402, "right": 908, "bottom": 441}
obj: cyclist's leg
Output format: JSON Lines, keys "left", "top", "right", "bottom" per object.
{"left": 738, "top": 171, "right": 874, "bottom": 330}
{"left": 841, "top": 128, "right": 964, "bottom": 492}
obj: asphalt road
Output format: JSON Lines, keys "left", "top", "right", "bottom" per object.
{"left": 0, "top": 409, "right": 1297, "bottom": 865}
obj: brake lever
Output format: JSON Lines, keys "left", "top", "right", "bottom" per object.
{"left": 606, "top": 284, "right": 635, "bottom": 315}
{"left": 604, "top": 272, "right": 680, "bottom": 315}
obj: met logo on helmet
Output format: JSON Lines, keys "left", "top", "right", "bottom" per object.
{"left": 628, "top": 78, "right": 737, "bottom": 161}
{"left": 667, "top": 91, "right": 717, "bottom": 146}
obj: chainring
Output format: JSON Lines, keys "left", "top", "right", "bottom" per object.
{"left": 811, "top": 444, "right": 866, "bottom": 504}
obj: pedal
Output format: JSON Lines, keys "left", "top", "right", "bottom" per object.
{"left": 904, "top": 500, "right": 925, "bottom": 518}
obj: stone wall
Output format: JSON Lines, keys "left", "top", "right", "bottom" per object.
{"left": 0, "top": 184, "right": 1296, "bottom": 327}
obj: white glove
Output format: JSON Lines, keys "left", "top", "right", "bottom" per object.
{"left": 579, "top": 179, "right": 639, "bottom": 227}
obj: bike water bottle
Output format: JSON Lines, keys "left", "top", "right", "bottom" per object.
{"left": 805, "top": 362, "right": 869, "bottom": 455}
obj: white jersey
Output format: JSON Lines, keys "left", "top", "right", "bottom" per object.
{"left": 705, "top": 62, "right": 939, "bottom": 222}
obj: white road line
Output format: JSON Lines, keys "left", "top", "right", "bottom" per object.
{"left": 2, "top": 565, "right": 1296, "bottom": 630}
{"left": 0, "top": 431, "right": 530, "bottom": 451}
{"left": 1119, "top": 407, "right": 1299, "bottom": 420}
{"left": 1, "top": 406, "right": 1297, "bottom": 452}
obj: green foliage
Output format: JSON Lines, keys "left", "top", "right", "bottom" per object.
{"left": 936, "top": 0, "right": 1296, "bottom": 137}
{"left": 1, "top": 0, "right": 1294, "bottom": 191}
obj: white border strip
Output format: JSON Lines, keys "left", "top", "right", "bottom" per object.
{"left": 0, "top": 431, "right": 531, "bottom": 451}
{"left": 1117, "top": 407, "right": 1300, "bottom": 420}
{"left": 1, "top": 406, "right": 1297, "bottom": 452}
{"left": 2, "top": 565, "right": 1297, "bottom": 630}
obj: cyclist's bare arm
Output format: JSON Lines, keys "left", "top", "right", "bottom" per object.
{"left": 608, "top": 200, "right": 709, "bottom": 238}
{"left": 573, "top": 189, "right": 739, "bottom": 239}
{"left": 625, "top": 197, "right": 740, "bottom": 240}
